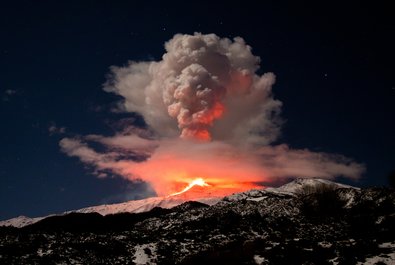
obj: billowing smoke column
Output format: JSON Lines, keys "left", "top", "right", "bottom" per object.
{"left": 60, "top": 33, "right": 365, "bottom": 197}
{"left": 104, "top": 33, "right": 281, "bottom": 144}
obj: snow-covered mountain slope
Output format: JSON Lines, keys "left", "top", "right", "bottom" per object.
{"left": 223, "top": 178, "right": 359, "bottom": 202}
{"left": 1, "top": 179, "right": 394, "bottom": 265}
{"left": 0, "top": 187, "right": 221, "bottom": 228}
{"left": 268, "top": 178, "right": 358, "bottom": 194}
{"left": 70, "top": 195, "right": 220, "bottom": 215}
{"left": 0, "top": 215, "right": 47, "bottom": 228}
{"left": 0, "top": 178, "right": 357, "bottom": 228}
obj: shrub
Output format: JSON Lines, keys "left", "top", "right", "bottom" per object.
{"left": 298, "top": 183, "right": 346, "bottom": 217}
{"left": 388, "top": 170, "right": 395, "bottom": 189}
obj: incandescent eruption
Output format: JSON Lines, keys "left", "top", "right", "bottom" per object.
{"left": 60, "top": 33, "right": 365, "bottom": 199}
{"left": 168, "top": 178, "right": 210, "bottom": 197}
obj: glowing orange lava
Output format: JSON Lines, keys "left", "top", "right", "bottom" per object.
{"left": 168, "top": 178, "right": 210, "bottom": 197}
{"left": 128, "top": 141, "right": 269, "bottom": 199}
{"left": 164, "top": 176, "right": 262, "bottom": 200}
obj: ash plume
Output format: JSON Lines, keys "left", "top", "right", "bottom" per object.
{"left": 103, "top": 33, "right": 281, "bottom": 144}
{"left": 60, "top": 33, "right": 365, "bottom": 195}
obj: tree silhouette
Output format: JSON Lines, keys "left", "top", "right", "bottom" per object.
{"left": 388, "top": 170, "right": 395, "bottom": 189}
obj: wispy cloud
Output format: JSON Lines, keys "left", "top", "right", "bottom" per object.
{"left": 48, "top": 123, "right": 66, "bottom": 135}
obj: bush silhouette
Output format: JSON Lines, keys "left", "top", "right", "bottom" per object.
{"left": 388, "top": 170, "right": 395, "bottom": 189}
{"left": 298, "top": 183, "right": 346, "bottom": 217}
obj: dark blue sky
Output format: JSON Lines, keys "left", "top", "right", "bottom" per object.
{"left": 1, "top": 1, "right": 394, "bottom": 220}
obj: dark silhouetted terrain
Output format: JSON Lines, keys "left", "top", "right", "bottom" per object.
{"left": 1, "top": 179, "right": 394, "bottom": 264}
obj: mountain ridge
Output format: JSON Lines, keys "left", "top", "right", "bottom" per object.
{"left": 1, "top": 178, "right": 394, "bottom": 264}
{"left": 0, "top": 178, "right": 357, "bottom": 228}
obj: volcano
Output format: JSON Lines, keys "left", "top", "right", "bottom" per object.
{"left": 1, "top": 178, "right": 395, "bottom": 264}
{"left": 0, "top": 177, "right": 265, "bottom": 228}
{"left": 0, "top": 181, "right": 223, "bottom": 228}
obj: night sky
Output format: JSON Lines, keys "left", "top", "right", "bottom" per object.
{"left": 1, "top": 1, "right": 394, "bottom": 220}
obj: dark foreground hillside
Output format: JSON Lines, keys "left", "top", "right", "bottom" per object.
{"left": 1, "top": 184, "right": 395, "bottom": 264}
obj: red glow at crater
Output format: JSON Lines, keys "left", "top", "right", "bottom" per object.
{"left": 164, "top": 176, "right": 262, "bottom": 200}
{"left": 168, "top": 178, "right": 210, "bottom": 197}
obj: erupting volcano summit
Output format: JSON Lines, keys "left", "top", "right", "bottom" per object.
{"left": 59, "top": 33, "right": 364, "bottom": 199}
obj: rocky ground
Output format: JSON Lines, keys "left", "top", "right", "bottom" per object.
{"left": 1, "top": 179, "right": 395, "bottom": 264}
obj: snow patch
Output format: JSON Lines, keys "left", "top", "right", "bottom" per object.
{"left": 318, "top": 241, "right": 333, "bottom": 248}
{"left": 254, "top": 254, "right": 267, "bottom": 264}
{"left": 133, "top": 243, "right": 157, "bottom": 265}
{"left": 357, "top": 241, "right": 395, "bottom": 265}
{"left": 247, "top": 197, "right": 267, "bottom": 202}
{"left": 328, "top": 257, "right": 339, "bottom": 265}
{"left": 37, "top": 248, "right": 53, "bottom": 257}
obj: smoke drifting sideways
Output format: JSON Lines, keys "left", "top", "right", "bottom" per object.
{"left": 60, "top": 33, "right": 365, "bottom": 197}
